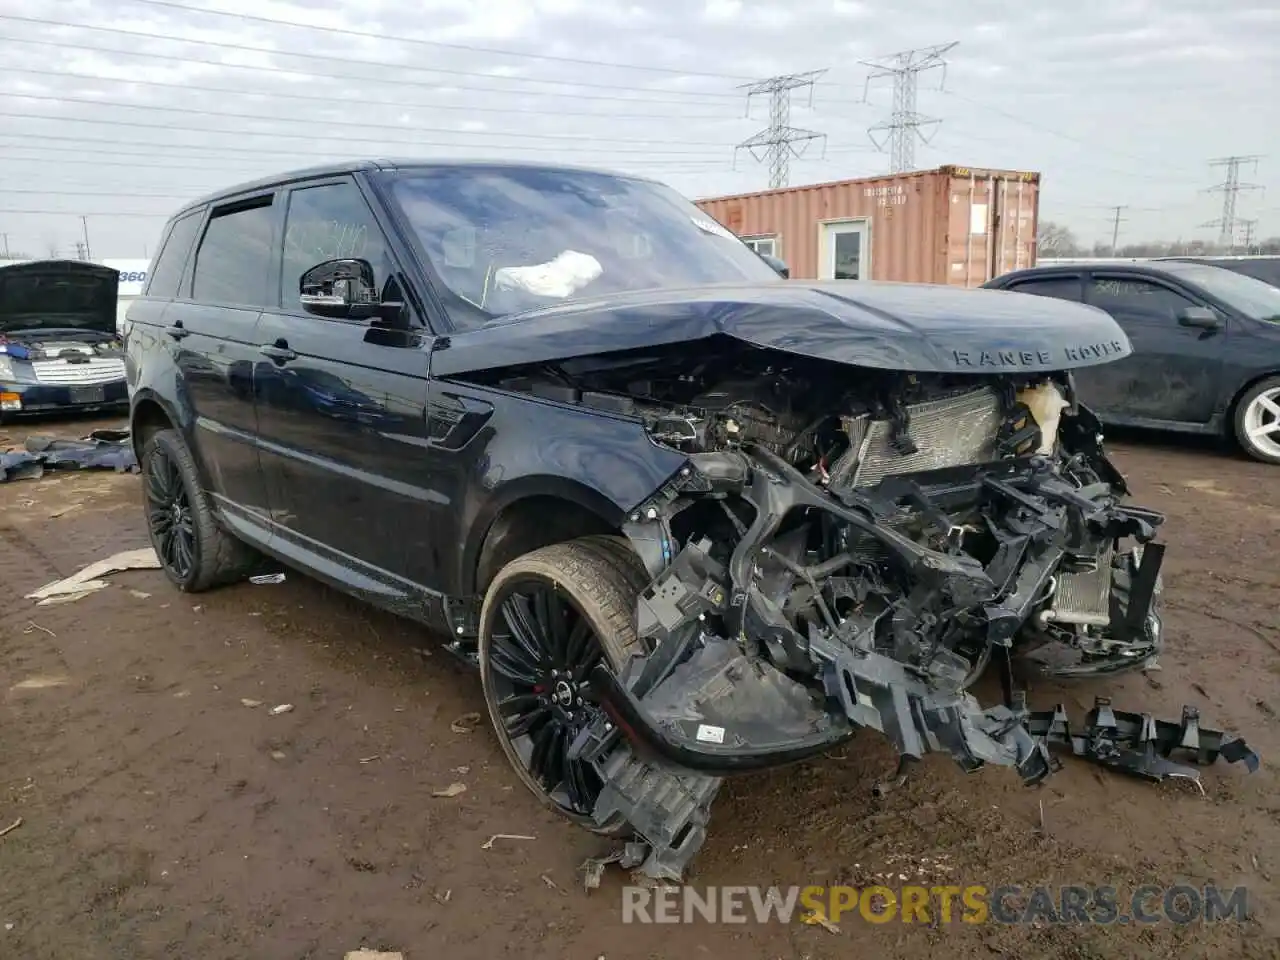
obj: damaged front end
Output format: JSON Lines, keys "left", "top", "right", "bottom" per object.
{"left": 547, "top": 366, "right": 1251, "bottom": 880}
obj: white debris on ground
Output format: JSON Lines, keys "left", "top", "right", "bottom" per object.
{"left": 24, "top": 547, "right": 160, "bottom": 605}
{"left": 344, "top": 951, "right": 404, "bottom": 960}
{"left": 862, "top": 851, "right": 957, "bottom": 885}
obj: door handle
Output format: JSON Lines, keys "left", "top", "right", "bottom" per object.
{"left": 260, "top": 342, "right": 297, "bottom": 363}
{"left": 164, "top": 323, "right": 188, "bottom": 340}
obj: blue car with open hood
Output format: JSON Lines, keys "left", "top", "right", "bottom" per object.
{"left": 0, "top": 259, "right": 128, "bottom": 420}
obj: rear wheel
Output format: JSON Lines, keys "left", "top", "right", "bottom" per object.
{"left": 478, "top": 538, "right": 643, "bottom": 833}
{"left": 1234, "top": 377, "right": 1280, "bottom": 465}
{"left": 141, "top": 428, "right": 258, "bottom": 591}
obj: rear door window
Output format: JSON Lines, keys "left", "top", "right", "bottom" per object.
{"left": 191, "top": 196, "right": 277, "bottom": 308}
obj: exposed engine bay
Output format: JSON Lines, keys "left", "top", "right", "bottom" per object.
{"left": 479, "top": 345, "right": 1260, "bottom": 882}
{"left": 0, "top": 329, "right": 124, "bottom": 362}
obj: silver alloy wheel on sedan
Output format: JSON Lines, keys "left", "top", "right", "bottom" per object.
{"left": 1241, "top": 385, "right": 1280, "bottom": 462}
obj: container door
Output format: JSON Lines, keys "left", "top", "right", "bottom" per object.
{"left": 820, "top": 220, "right": 870, "bottom": 280}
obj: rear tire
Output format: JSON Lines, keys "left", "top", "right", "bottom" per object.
{"left": 140, "top": 428, "right": 258, "bottom": 591}
{"left": 478, "top": 537, "right": 643, "bottom": 834}
{"left": 1233, "top": 376, "right": 1280, "bottom": 465}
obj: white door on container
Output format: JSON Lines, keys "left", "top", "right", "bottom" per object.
{"left": 820, "top": 221, "right": 869, "bottom": 280}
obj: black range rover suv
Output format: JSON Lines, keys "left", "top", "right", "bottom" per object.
{"left": 126, "top": 159, "right": 1175, "bottom": 880}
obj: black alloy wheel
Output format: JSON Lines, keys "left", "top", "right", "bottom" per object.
{"left": 139, "top": 428, "right": 259, "bottom": 592}
{"left": 145, "top": 441, "right": 197, "bottom": 582}
{"left": 479, "top": 539, "right": 643, "bottom": 833}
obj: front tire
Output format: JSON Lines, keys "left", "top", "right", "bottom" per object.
{"left": 140, "top": 428, "right": 258, "bottom": 591}
{"left": 478, "top": 538, "right": 643, "bottom": 834}
{"left": 1233, "top": 376, "right": 1280, "bottom": 465}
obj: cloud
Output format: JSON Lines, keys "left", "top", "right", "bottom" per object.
{"left": 0, "top": 0, "right": 1274, "bottom": 255}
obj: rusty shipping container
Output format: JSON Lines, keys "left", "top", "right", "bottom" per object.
{"left": 695, "top": 165, "right": 1041, "bottom": 287}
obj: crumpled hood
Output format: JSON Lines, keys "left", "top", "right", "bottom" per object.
{"left": 432, "top": 279, "right": 1132, "bottom": 378}
{"left": 0, "top": 259, "right": 120, "bottom": 336}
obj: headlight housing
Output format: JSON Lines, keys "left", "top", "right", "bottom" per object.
{"left": 0, "top": 355, "right": 16, "bottom": 380}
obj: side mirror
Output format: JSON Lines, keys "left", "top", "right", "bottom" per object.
{"left": 759, "top": 253, "right": 790, "bottom": 278}
{"left": 299, "top": 258, "right": 379, "bottom": 319}
{"left": 1177, "top": 306, "right": 1222, "bottom": 331}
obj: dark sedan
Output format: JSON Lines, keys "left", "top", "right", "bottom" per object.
{"left": 985, "top": 260, "right": 1280, "bottom": 464}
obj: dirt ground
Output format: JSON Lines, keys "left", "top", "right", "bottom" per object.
{"left": 1, "top": 416, "right": 1278, "bottom": 960}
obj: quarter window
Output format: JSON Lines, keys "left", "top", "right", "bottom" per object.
{"left": 190, "top": 198, "right": 276, "bottom": 308}
{"left": 1007, "top": 276, "right": 1082, "bottom": 301}
{"left": 146, "top": 211, "right": 202, "bottom": 299}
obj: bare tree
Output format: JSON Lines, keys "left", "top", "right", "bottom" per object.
{"left": 1036, "top": 221, "right": 1081, "bottom": 257}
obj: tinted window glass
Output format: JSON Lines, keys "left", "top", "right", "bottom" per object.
{"left": 1172, "top": 258, "right": 1280, "bottom": 289}
{"left": 1086, "top": 276, "right": 1194, "bottom": 321}
{"left": 1217, "top": 260, "right": 1280, "bottom": 288}
{"left": 1007, "top": 276, "right": 1082, "bottom": 301}
{"left": 146, "top": 211, "right": 202, "bottom": 299}
{"left": 281, "top": 181, "right": 391, "bottom": 308}
{"left": 191, "top": 199, "right": 275, "bottom": 307}
{"left": 1155, "top": 262, "right": 1280, "bottom": 322}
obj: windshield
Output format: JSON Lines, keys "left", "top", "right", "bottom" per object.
{"left": 387, "top": 166, "right": 781, "bottom": 328}
{"left": 1159, "top": 261, "right": 1280, "bottom": 323}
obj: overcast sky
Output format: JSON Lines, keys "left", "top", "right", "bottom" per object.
{"left": 0, "top": 0, "right": 1276, "bottom": 259}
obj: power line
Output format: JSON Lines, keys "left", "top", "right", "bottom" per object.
{"left": 0, "top": 16, "right": 743, "bottom": 101}
{"left": 860, "top": 42, "right": 957, "bottom": 173}
{"left": 0, "top": 109, "right": 739, "bottom": 157}
{"left": 0, "top": 209, "right": 167, "bottom": 217}
{"left": 4, "top": 91, "right": 750, "bottom": 148}
{"left": 938, "top": 89, "right": 1206, "bottom": 182}
{"left": 34, "top": 2, "right": 1268, "bottom": 105}
{"left": 1200, "top": 155, "right": 1265, "bottom": 249}
{"left": 0, "top": 149, "right": 738, "bottom": 176}
{"left": 734, "top": 71, "right": 828, "bottom": 189}
{"left": 0, "top": 25, "right": 1238, "bottom": 183}
{"left": 0, "top": 188, "right": 193, "bottom": 198}
{"left": 0, "top": 33, "right": 742, "bottom": 110}
{"left": 11, "top": 13, "right": 1260, "bottom": 187}
{"left": 0, "top": 130, "right": 793, "bottom": 171}
{"left": 120, "top": 0, "right": 759, "bottom": 82}
{"left": 925, "top": 129, "right": 1215, "bottom": 190}
{"left": 0, "top": 65, "right": 732, "bottom": 123}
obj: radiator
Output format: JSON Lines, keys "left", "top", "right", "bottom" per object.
{"left": 832, "top": 386, "right": 1004, "bottom": 489}
{"left": 1044, "top": 545, "right": 1115, "bottom": 627}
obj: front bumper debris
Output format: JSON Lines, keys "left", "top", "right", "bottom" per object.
{"left": 1027, "top": 697, "right": 1260, "bottom": 788}
{"left": 570, "top": 399, "right": 1260, "bottom": 883}
{"left": 0, "top": 429, "right": 137, "bottom": 483}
